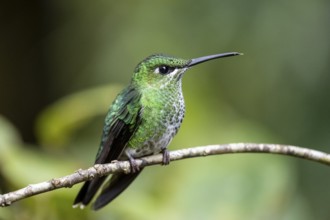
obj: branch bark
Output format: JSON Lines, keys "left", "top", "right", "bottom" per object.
{"left": 1, "top": 143, "right": 330, "bottom": 207}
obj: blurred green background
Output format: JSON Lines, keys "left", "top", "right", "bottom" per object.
{"left": 1, "top": 1, "right": 330, "bottom": 220}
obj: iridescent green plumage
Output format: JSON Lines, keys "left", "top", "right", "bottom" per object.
{"left": 73, "top": 52, "right": 241, "bottom": 210}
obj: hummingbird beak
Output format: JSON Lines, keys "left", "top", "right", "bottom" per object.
{"left": 188, "top": 52, "right": 242, "bottom": 67}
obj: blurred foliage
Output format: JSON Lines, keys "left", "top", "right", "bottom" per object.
{"left": 35, "top": 84, "right": 122, "bottom": 148}
{"left": 1, "top": 0, "right": 330, "bottom": 220}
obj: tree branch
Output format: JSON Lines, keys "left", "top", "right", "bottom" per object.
{"left": 1, "top": 143, "right": 330, "bottom": 207}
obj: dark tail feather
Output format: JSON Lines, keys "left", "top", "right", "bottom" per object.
{"left": 73, "top": 176, "right": 107, "bottom": 207}
{"left": 93, "top": 169, "right": 143, "bottom": 210}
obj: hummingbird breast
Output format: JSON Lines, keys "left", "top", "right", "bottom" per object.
{"left": 126, "top": 84, "right": 185, "bottom": 158}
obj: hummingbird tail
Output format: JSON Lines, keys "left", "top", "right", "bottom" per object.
{"left": 93, "top": 170, "right": 143, "bottom": 210}
{"left": 73, "top": 176, "right": 107, "bottom": 207}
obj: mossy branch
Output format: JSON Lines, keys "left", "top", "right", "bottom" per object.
{"left": 1, "top": 143, "right": 330, "bottom": 207}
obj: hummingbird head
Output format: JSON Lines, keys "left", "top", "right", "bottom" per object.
{"left": 132, "top": 54, "right": 189, "bottom": 89}
{"left": 132, "top": 52, "right": 241, "bottom": 89}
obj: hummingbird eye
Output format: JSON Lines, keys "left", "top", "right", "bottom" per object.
{"left": 155, "top": 65, "right": 175, "bottom": 75}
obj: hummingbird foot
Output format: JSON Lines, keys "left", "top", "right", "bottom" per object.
{"left": 125, "top": 150, "right": 140, "bottom": 173}
{"left": 161, "top": 149, "right": 170, "bottom": 165}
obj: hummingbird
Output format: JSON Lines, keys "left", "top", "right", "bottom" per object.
{"left": 73, "top": 52, "right": 241, "bottom": 210}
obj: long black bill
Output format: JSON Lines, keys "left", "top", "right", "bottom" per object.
{"left": 188, "top": 52, "right": 242, "bottom": 67}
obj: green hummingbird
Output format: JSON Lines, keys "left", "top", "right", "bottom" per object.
{"left": 73, "top": 52, "right": 241, "bottom": 210}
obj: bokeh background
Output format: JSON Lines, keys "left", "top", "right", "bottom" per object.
{"left": 1, "top": 1, "right": 330, "bottom": 220}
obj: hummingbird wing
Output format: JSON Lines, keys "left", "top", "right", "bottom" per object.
{"left": 73, "top": 86, "right": 143, "bottom": 208}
